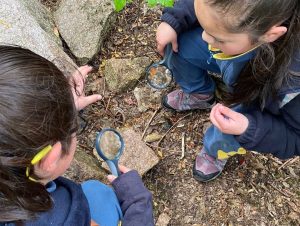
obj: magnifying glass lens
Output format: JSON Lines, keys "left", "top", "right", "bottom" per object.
{"left": 99, "top": 131, "right": 122, "bottom": 160}
{"left": 148, "top": 65, "right": 172, "bottom": 89}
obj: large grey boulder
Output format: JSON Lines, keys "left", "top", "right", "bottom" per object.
{"left": 104, "top": 57, "right": 151, "bottom": 93}
{"left": 55, "top": 0, "right": 116, "bottom": 64}
{"left": 0, "top": 0, "right": 76, "bottom": 75}
{"left": 22, "top": 0, "right": 61, "bottom": 45}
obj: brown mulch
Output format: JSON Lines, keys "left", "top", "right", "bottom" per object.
{"left": 42, "top": 1, "right": 300, "bottom": 225}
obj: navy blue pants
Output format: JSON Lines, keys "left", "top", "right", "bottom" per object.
{"left": 169, "top": 28, "right": 245, "bottom": 159}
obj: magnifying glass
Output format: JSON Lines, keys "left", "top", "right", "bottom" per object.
{"left": 146, "top": 43, "right": 173, "bottom": 89}
{"left": 95, "top": 128, "right": 124, "bottom": 176}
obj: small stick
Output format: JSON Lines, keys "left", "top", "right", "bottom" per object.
{"left": 157, "top": 113, "right": 192, "bottom": 146}
{"left": 105, "top": 96, "right": 111, "bottom": 111}
{"left": 250, "top": 182, "right": 259, "bottom": 193}
{"left": 141, "top": 108, "right": 161, "bottom": 140}
{"left": 269, "top": 156, "right": 283, "bottom": 165}
{"left": 102, "top": 76, "right": 106, "bottom": 97}
{"left": 78, "top": 143, "right": 92, "bottom": 150}
{"left": 278, "top": 156, "right": 299, "bottom": 170}
{"left": 180, "top": 132, "right": 185, "bottom": 159}
{"left": 267, "top": 182, "right": 292, "bottom": 198}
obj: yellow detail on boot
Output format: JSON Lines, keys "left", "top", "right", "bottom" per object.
{"left": 217, "top": 148, "right": 247, "bottom": 160}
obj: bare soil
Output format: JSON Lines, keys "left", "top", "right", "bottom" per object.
{"left": 42, "top": 1, "right": 300, "bottom": 225}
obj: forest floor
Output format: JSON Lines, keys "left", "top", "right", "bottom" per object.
{"left": 42, "top": 1, "right": 300, "bottom": 225}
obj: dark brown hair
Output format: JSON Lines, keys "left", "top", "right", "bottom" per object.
{"left": 0, "top": 46, "right": 77, "bottom": 222}
{"left": 206, "top": 0, "right": 300, "bottom": 107}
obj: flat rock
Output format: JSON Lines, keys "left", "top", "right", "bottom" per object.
{"left": 97, "top": 128, "right": 160, "bottom": 175}
{"left": 55, "top": 0, "right": 116, "bottom": 64}
{"left": 0, "top": 0, "right": 76, "bottom": 75}
{"left": 104, "top": 57, "right": 151, "bottom": 93}
{"left": 64, "top": 146, "right": 108, "bottom": 183}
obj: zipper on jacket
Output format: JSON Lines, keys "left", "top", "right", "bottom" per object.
{"left": 207, "top": 50, "right": 214, "bottom": 64}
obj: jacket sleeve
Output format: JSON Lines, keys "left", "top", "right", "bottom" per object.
{"left": 236, "top": 95, "right": 300, "bottom": 159}
{"left": 111, "top": 170, "right": 154, "bottom": 226}
{"left": 161, "top": 0, "right": 199, "bottom": 34}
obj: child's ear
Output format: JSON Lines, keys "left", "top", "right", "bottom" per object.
{"left": 259, "top": 25, "right": 287, "bottom": 43}
{"left": 37, "top": 141, "right": 62, "bottom": 173}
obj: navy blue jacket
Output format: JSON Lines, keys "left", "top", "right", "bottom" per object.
{"left": 162, "top": 0, "right": 300, "bottom": 159}
{"left": 112, "top": 170, "right": 154, "bottom": 226}
{"left": 1, "top": 171, "right": 154, "bottom": 226}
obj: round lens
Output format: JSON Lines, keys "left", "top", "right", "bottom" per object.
{"left": 98, "top": 130, "right": 122, "bottom": 160}
{"left": 147, "top": 64, "right": 172, "bottom": 89}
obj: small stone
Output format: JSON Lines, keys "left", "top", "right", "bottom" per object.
{"left": 156, "top": 213, "right": 171, "bottom": 226}
{"left": 133, "top": 86, "right": 162, "bottom": 112}
{"left": 144, "top": 133, "right": 163, "bottom": 143}
{"left": 282, "top": 181, "right": 290, "bottom": 188}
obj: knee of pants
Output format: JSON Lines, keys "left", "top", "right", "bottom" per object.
{"left": 203, "top": 125, "right": 244, "bottom": 159}
{"left": 81, "top": 180, "right": 122, "bottom": 225}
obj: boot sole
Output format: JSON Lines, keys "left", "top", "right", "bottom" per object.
{"left": 192, "top": 162, "right": 222, "bottom": 182}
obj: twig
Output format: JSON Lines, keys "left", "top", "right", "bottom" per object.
{"left": 78, "top": 143, "right": 92, "bottom": 150}
{"left": 250, "top": 182, "right": 259, "bottom": 194}
{"left": 105, "top": 96, "right": 111, "bottom": 111}
{"left": 278, "top": 156, "right": 299, "bottom": 170}
{"left": 141, "top": 108, "right": 161, "bottom": 140}
{"left": 267, "top": 182, "right": 292, "bottom": 198}
{"left": 269, "top": 156, "right": 283, "bottom": 165}
{"left": 180, "top": 132, "right": 185, "bottom": 159}
{"left": 157, "top": 113, "right": 192, "bottom": 146}
{"left": 102, "top": 76, "right": 106, "bottom": 97}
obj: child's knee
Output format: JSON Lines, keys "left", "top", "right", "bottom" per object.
{"left": 82, "top": 180, "right": 116, "bottom": 200}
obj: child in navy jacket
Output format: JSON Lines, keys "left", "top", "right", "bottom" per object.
{"left": 156, "top": 0, "right": 300, "bottom": 182}
{"left": 0, "top": 46, "right": 154, "bottom": 226}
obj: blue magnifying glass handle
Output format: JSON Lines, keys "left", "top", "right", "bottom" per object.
{"left": 106, "top": 159, "right": 120, "bottom": 177}
{"left": 160, "top": 43, "right": 173, "bottom": 67}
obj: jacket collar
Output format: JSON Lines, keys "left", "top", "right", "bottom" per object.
{"left": 208, "top": 45, "right": 258, "bottom": 62}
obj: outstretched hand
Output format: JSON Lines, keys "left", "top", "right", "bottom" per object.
{"left": 107, "top": 165, "right": 131, "bottom": 183}
{"left": 70, "top": 65, "right": 102, "bottom": 111}
{"left": 210, "top": 104, "right": 249, "bottom": 135}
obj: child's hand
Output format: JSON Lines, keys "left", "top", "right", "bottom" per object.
{"left": 107, "top": 165, "right": 131, "bottom": 183}
{"left": 70, "top": 65, "right": 102, "bottom": 111}
{"left": 210, "top": 104, "right": 249, "bottom": 135}
{"left": 156, "top": 22, "right": 178, "bottom": 56}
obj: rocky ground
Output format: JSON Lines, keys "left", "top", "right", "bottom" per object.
{"left": 42, "top": 1, "right": 300, "bottom": 225}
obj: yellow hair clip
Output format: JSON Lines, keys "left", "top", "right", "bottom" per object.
{"left": 26, "top": 145, "right": 52, "bottom": 182}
